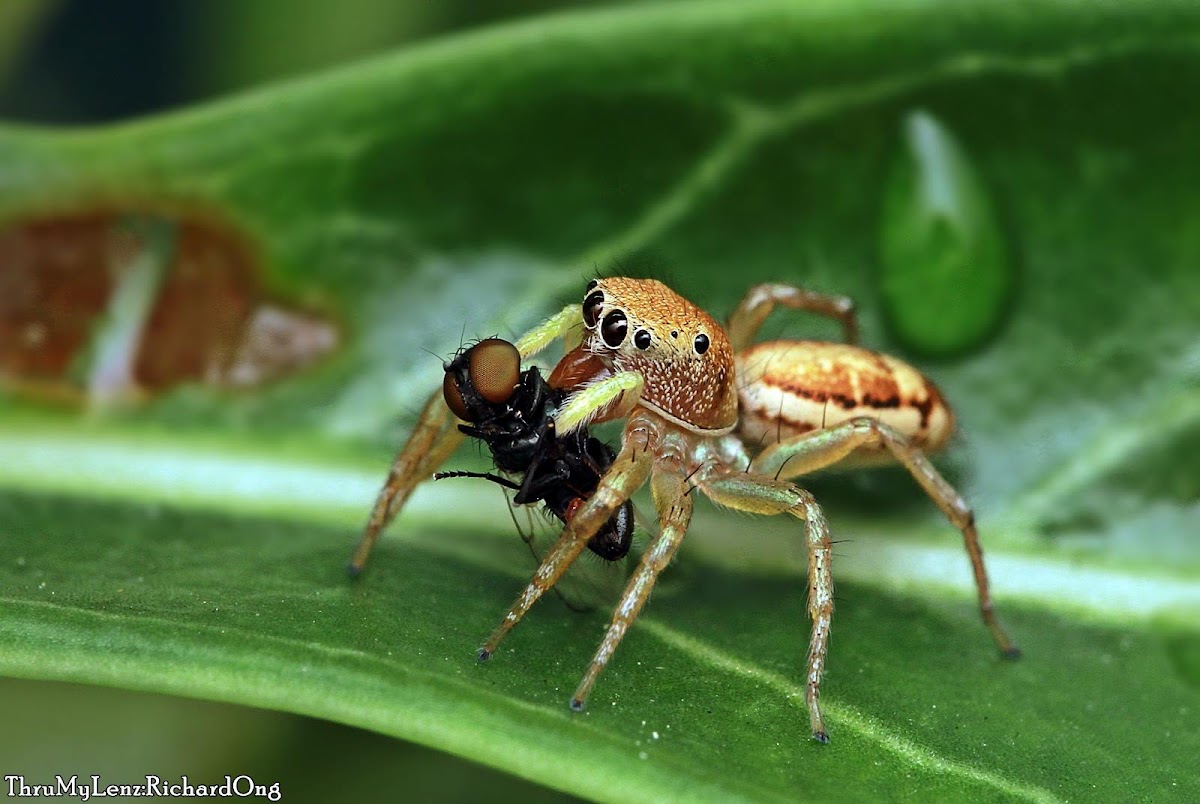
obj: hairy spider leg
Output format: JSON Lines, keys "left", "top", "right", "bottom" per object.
{"left": 726, "top": 282, "right": 860, "bottom": 352}
{"left": 750, "top": 416, "right": 1020, "bottom": 658}
{"left": 698, "top": 465, "right": 834, "bottom": 744}
{"left": 478, "top": 418, "right": 655, "bottom": 658}
{"left": 570, "top": 468, "right": 693, "bottom": 710}
{"left": 348, "top": 303, "right": 583, "bottom": 575}
{"left": 348, "top": 392, "right": 463, "bottom": 575}
{"left": 554, "top": 370, "right": 644, "bottom": 435}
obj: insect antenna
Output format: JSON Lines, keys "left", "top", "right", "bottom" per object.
{"left": 433, "top": 470, "right": 523, "bottom": 492}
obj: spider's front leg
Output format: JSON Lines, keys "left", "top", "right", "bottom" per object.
{"left": 570, "top": 466, "right": 693, "bottom": 710}
{"left": 726, "top": 282, "right": 859, "bottom": 351}
{"left": 697, "top": 465, "right": 834, "bottom": 743}
{"left": 348, "top": 303, "right": 583, "bottom": 576}
{"left": 479, "top": 413, "right": 655, "bottom": 659}
{"left": 751, "top": 417, "right": 1020, "bottom": 658}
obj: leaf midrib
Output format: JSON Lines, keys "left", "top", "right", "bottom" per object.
{"left": 3, "top": 426, "right": 1197, "bottom": 624}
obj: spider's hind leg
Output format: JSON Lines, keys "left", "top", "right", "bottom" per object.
{"left": 751, "top": 417, "right": 1020, "bottom": 659}
{"left": 726, "top": 283, "right": 859, "bottom": 351}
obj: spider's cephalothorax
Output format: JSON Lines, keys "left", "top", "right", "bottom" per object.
{"left": 435, "top": 338, "right": 633, "bottom": 561}
{"left": 352, "top": 278, "right": 1019, "bottom": 744}
{"left": 579, "top": 277, "right": 738, "bottom": 433}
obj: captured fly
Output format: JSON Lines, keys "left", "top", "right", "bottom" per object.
{"left": 437, "top": 338, "right": 635, "bottom": 571}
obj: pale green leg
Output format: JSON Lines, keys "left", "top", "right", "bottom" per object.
{"left": 555, "top": 370, "right": 644, "bottom": 434}
{"left": 349, "top": 303, "right": 584, "bottom": 575}
{"left": 479, "top": 419, "right": 655, "bottom": 658}
{"left": 515, "top": 303, "right": 584, "bottom": 358}
{"left": 751, "top": 417, "right": 1020, "bottom": 658}
{"left": 570, "top": 468, "right": 693, "bottom": 710}
{"left": 697, "top": 466, "right": 834, "bottom": 743}
{"left": 726, "top": 283, "right": 859, "bottom": 352}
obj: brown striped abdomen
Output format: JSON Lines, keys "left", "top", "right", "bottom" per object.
{"left": 736, "top": 340, "right": 955, "bottom": 462}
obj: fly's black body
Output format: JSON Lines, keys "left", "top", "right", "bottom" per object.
{"left": 438, "top": 339, "right": 633, "bottom": 561}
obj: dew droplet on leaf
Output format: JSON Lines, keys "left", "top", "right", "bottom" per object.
{"left": 879, "top": 110, "right": 1013, "bottom": 356}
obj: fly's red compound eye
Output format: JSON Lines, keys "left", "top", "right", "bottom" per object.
{"left": 468, "top": 338, "right": 521, "bottom": 404}
{"left": 442, "top": 371, "right": 472, "bottom": 421}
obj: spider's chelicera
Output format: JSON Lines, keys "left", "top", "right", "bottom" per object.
{"left": 350, "top": 278, "right": 1019, "bottom": 744}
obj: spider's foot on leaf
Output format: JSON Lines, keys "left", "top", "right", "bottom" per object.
{"left": 345, "top": 562, "right": 363, "bottom": 579}
{"left": 569, "top": 697, "right": 586, "bottom": 712}
{"left": 477, "top": 647, "right": 492, "bottom": 662}
{"left": 812, "top": 730, "right": 830, "bottom": 745}
{"left": 1003, "top": 645, "right": 1023, "bottom": 660}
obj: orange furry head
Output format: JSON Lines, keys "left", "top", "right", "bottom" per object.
{"left": 580, "top": 277, "right": 738, "bottom": 433}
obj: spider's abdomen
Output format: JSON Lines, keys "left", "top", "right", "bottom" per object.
{"left": 736, "top": 340, "right": 954, "bottom": 460}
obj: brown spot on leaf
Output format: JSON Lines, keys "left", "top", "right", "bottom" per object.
{"left": 0, "top": 214, "right": 116, "bottom": 381}
{"left": 0, "top": 211, "right": 338, "bottom": 404}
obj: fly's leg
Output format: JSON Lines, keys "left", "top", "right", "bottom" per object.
{"left": 698, "top": 466, "right": 834, "bottom": 744}
{"left": 727, "top": 283, "right": 859, "bottom": 351}
{"left": 349, "top": 303, "right": 583, "bottom": 575}
{"left": 479, "top": 419, "right": 655, "bottom": 659}
{"left": 751, "top": 417, "right": 1020, "bottom": 658}
{"left": 570, "top": 467, "right": 692, "bottom": 710}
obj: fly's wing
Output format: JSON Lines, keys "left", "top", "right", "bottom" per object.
{"left": 500, "top": 486, "right": 635, "bottom": 613}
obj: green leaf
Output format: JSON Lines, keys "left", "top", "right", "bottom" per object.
{"left": 2, "top": 0, "right": 1199, "bottom": 801}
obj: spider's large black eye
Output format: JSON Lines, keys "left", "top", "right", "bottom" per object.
{"left": 585, "top": 279, "right": 599, "bottom": 291}
{"left": 633, "top": 329, "right": 652, "bottom": 350}
{"left": 583, "top": 291, "right": 605, "bottom": 328}
{"left": 601, "top": 310, "right": 628, "bottom": 347}
{"left": 693, "top": 333, "right": 710, "bottom": 355}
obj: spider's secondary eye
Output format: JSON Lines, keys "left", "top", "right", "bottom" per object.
{"left": 585, "top": 279, "right": 599, "bottom": 292}
{"left": 583, "top": 291, "right": 605, "bottom": 328}
{"left": 694, "top": 333, "right": 710, "bottom": 355}
{"left": 467, "top": 338, "right": 521, "bottom": 404}
{"left": 634, "top": 329, "right": 652, "bottom": 350}
{"left": 601, "top": 310, "right": 628, "bottom": 347}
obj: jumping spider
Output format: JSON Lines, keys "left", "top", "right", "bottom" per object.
{"left": 350, "top": 278, "right": 1019, "bottom": 743}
